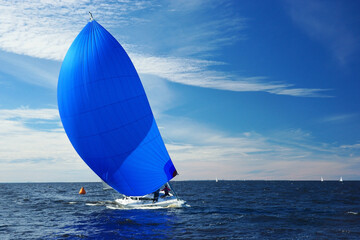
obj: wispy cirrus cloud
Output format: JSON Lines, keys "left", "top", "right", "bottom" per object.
{"left": 321, "top": 113, "right": 358, "bottom": 123}
{"left": 0, "top": 107, "right": 67, "bottom": 160}
{"left": 0, "top": 0, "right": 152, "bottom": 60}
{"left": 0, "top": 106, "right": 58, "bottom": 121}
{"left": 0, "top": 107, "right": 98, "bottom": 182}
{"left": 1, "top": 107, "right": 359, "bottom": 181}
{"left": 160, "top": 116, "right": 360, "bottom": 180}
{"left": 132, "top": 54, "right": 330, "bottom": 97}
{"left": 340, "top": 143, "right": 360, "bottom": 150}
{"left": 284, "top": 0, "right": 360, "bottom": 65}
{"left": 0, "top": 0, "right": 329, "bottom": 97}
{"left": 0, "top": 51, "right": 60, "bottom": 88}
{"left": 161, "top": 1, "right": 248, "bottom": 57}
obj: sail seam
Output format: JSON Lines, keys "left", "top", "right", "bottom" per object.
{"left": 71, "top": 75, "right": 139, "bottom": 89}
{"left": 61, "top": 93, "right": 147, "bottom": 118}
{"left": 72, "top": 112, "right": 153, "bottom": 139}
{"left": 87, "top": 130, "right": 161, "bottom": 162}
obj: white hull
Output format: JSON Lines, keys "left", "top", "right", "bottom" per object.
{"left": 111, "top": 188, "right": 185, "bottom": 209}
{"left": 114, "top": 196, "right": 184, "bottom": 209}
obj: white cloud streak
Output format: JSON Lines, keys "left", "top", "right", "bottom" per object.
{"left": 0, "top": 0, "right": 328, "bottom": 97}
{"left": 162, "top": 117, "right": 360, "bottom": 180}
{"left": 0, "top": 107, "right": 98, "bottom": 182}
{"left": 284, "top": 0, "right": 359, "bottom": 65}
{"left": 132, "top": 54, "right": 329, "bottom": 97}
{"left": 0, "top": 107, "right": 359, "bottom": 182}
{"left": 0, "top": 106, "right": 58, "bottom": 121}
{"left": 0, "top": 0, "right": 152, "bottom": 60}
{"left": 340, "top": 143, "right": 360, "bottom": 149}
{"left": 0, "top": 51, "right": 60, "bottom": 88}
{"left": 321, "top": 113, "right": 358, "bottom": 123}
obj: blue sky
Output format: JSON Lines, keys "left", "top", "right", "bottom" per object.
{"left": 0, "top": 0, "right": 359, "bottom": 182}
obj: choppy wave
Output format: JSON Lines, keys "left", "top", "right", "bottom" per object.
{"left": 1, "top": 181, "right": 360, "bottom": 239}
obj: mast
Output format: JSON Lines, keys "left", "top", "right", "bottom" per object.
{"left": 89, "top": 11, "right": 94, "bottom": 21}
{"left": 167, "top": 182, "right": 179, "bottom": 200}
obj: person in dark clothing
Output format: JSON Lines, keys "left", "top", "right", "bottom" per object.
{"left": 153, "top": 189, "right": 160, "bottom": 203}
{"left": 161, "top": 184, "right": 171, "bottom": 198}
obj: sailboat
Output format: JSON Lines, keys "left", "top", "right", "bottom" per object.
{"left": 339, "top": 177, "right": 343, "bottom": 182}
{"left": 320, "top": 176, "right": 324, "bottom": 182}
{"left": 58, "top": 14, "right": 182, "bottom": 207}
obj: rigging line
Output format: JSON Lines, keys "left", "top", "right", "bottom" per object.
{"left": 167, "top": 181, "right": 179, "bottom": 201}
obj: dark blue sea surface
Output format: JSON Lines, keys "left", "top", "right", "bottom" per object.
{"left": 0, "top": 181, "right": 359, "bottom": 239}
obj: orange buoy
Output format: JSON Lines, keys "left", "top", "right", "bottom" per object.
{"left": 79, "top": 187, "right": 86, "bottom": 195}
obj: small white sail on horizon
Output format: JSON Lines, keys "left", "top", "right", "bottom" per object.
{"left": 321, "top": 176, "right": 324, "bottom": 182}
{"left": 339, "top": 176, "right": 343, "bottom": 182}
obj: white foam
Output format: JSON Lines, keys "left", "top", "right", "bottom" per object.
{"left": 347, "top": 211, "right": 358, "bottom": 215}
{"left": 85, "top": 202, "right": 104, "bottom": 206}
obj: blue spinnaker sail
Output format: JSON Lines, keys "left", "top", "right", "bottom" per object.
{"left": 57, "top": 20, "right": 177, "bottom": 196}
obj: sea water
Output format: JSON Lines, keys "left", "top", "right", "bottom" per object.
{"left": 0, "top": 181, "right": 359, "bottom": 239}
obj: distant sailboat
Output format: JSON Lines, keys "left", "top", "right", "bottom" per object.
{"left": 57, "top": 14, "right": 183, "bottom": 207}
{"left": 339, "top": 177, "right": 343, "bottom": 182}
{"left": 216, "top": 177, "right": 218, "bottom": 182}
{"left": 321, "top": 176, "right": 324, "bottom": 182}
